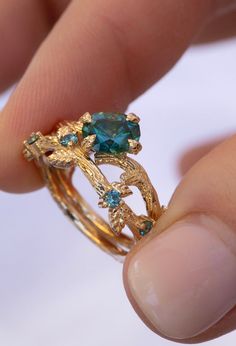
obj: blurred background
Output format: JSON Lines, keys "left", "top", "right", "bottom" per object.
{"left": 0, "top": 38, "right": 236, "bottom": 346}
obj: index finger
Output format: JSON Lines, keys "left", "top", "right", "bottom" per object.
{"left": 0, "top": 0, "right": 215, "bottom": 192}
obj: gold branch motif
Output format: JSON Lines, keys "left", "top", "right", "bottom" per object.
{"left": 23, "top": 113, "right": 164, "bottom": 244}
{"left": 47, "top": 149, "right": 77, "bottom": 168}
{"left": 109, "top": 203, "right": 125, "bottom": 235}
{"left": 94, "top": 153, "right": 162, "bottom": 221}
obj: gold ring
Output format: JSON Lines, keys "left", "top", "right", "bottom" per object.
{"left": 23, "top": 112, "right": 164, "bottom": 261}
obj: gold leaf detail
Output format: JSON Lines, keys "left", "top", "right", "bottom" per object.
{"left": 111, "top": 182, "right": 132, "bottom": 197}
{"left": 98, "top": 198, "right": 108, "bottom": 208}
{"left": 120, "top": 171, "right": 139, "bottom": 186}
{"left": 81, "top": 134, "right": 96, "bottom": 155}
{"left": 109, "top": 205, "right": 125, "bottom": 235}
{"left": 47, "top": 149, "right": 76, "bottom": 168}
{"left": 80, "top": 112, "right": 92, "bottom": 123}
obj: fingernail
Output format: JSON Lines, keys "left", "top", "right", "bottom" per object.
{"left": 125, "top": 214, "right": 236, "bottom": 340}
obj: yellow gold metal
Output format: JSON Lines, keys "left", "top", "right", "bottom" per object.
{"left": 79, "top": 112, "right": 92, "bottom": 125}
{"left": 126, "top": 113, "right": 140, "bottom": 123}
{"left": 23, "top": 113, "right": 164, "bottom": 261}
{"left": 128, "top": 139, "right": 142, "bottom": 155}
{"left": 80, "top": 134, "right": 96, "bottom": 155}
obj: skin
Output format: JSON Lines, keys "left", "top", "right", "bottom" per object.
{"left": 0, "top": 0, "right": 236, "bottom": 343}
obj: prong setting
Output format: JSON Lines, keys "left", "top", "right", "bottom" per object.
{"left": 126, "top": 113, "right": 140, "bottom": 123}
{"left": 80, "top": 134, "right": 96, "bottom": 155}
{"left": 80, "top": 112, "right": 92, "bottom": 123}
{"left": 76, "top": 112, "right": 92, "bottom": 134}
{"left": 23, "top": 132, "right": 43, "bottom": 161}
{"left": 98, "top": 198, "right": 108, "bottom": 208}
{"left": 128, "top": 139, "right": 142, "bottom": 154}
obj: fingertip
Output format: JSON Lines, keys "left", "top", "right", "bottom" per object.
{"left": 123, "top": 214, "right": 236, "bottom": 342}
{"left": 178, "top": 137, "right": 227, "bottom": 176}
{"left": 0, "top": 131, "right": 43, "bottom": 193}
{"left": 0, "top": 160, "right": 43, "bottom": 193}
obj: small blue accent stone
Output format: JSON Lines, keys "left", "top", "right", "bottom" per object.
{"left": 104, "top": 189, "right": 121, "bottom": 208}
{"left": 139, "top": 220, "right": 153, "bottom": 237}
{"left": 60, "top": 133, "right": 78, "bottom": 147}
{"left": 27, "top": 134, "right": 39, "bottom": 145}
{"left": 82, "top": 112, "right": 140, "bottom": 154}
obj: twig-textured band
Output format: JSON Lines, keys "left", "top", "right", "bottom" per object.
{"left": 23, "top": 112, "right": 163, "bottom": 261}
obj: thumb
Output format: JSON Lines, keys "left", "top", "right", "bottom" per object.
{"left": 123, "top": 134, "right": 236, "bottom": 343}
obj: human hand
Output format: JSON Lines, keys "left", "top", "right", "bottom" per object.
{"left": 1, "top": 0, "right": 236, "bottom": 343}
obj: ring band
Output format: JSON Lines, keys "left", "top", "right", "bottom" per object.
{"left": 23, "top": 112, "right": 164, "bottom": 261}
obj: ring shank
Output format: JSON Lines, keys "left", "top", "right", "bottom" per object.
{"left": 23, "top": 114, "right": 163, "bottom": 261}
{"left": 40, "top": 160, "right": 134, "bottom": 261}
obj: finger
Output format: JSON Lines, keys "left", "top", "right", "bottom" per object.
{"left": 0, "top": 0, "right": 50, "bottom": 93}
{"left": 178, "top": 136, "right": 227, "bottom": 175}
{"left": 0, "top": 0, "right": 217, "bottom": 192}
{"left": 124, "top": 134, "right": 236, "bottom": 342}
{"left": 195, "top": 8, "right": 236, "bottom": 43}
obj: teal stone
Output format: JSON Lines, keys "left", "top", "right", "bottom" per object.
{"left": 82, "top": 112, "right": 140, "bottom": 154}
{"left": 60, "top": 133, "right": 78, "bottom": 147}
{"left": 139, "top": 220, "right": 153, "bottom": 237}
{"left": 104, "top": 189, "right": 121, "bottom": 208}
{"left": 27, "top": 134, "right": 39, "bottom": 145}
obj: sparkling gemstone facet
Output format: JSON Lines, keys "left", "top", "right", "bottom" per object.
{"left": 27, "top": 134, "right": 39, "bottom": 145}
{"left": 139, "top": 220, "right": 153, "bottom": 236}
{"left": 82, "top": 112, "right": 140, "bottom": 154}
{"left": 60, "top": 133, "right": 78, "bottom": 147}
{"left": 104, "top": 189, "right": 121, "bottom": 208}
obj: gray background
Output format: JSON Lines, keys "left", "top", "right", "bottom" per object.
{"left": 0, "top": 38, "right": 236, "bottom": 346}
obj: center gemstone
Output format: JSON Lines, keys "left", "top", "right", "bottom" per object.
{"left": 82, "top": 112, "right": 140, "bottom": 154}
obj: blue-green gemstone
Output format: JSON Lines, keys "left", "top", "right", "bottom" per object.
{"left": 82, "top": 112, "right": 140, "bottom": 154}
{"left": 139, "top": 220, "right": 153, "bottom": 237}
{"left": 104, "top": 189, "right": 121, "bottom": 208}
{"left": 60, "top": 133, "right": 78, "bottom": 147}
{"left": 27, "top": 134, "right": 39, "bottom": 145}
